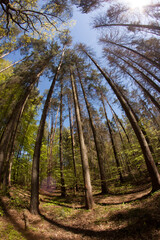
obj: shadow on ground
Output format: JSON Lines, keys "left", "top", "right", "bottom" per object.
{"left": 0, "top": 188, "right": 160, "bottom": 240}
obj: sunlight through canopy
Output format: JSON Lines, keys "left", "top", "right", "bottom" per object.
{"left": 122, "top": 0, "right": 152, "bottom": 9}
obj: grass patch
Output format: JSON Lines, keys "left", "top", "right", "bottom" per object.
{"left": 0, "top": 223, "right": 25, "bottom": 240}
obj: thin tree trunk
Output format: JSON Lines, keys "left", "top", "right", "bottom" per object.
{"left": 0, "top": 47, "right": 20, "bottom": 59}
{"left": 102, "top": 40, "right": 160, "bottom": 70}
{"left": 0, "top": 56, "right": 28, "bottom": 74}
{"left": 105, "top": 98, "right": 136, "bottom": 178}
{"left": 106, "top": 49, "right": 160, "bottom": 93}
{"left": 70, "top": 67, "right": 94, "bottom": 209}
{"left": 83, "top": 50, "right": 160, "bottom": 192}
{"left": 30, "top": 48, "right": 65, "bottom": 214}
{"left": 68, "top": 96, "right": 78, "bottom": 192}
{"left": 125, "top": 55, "right": 160, "bottom": 84}
{"left": 77, "top": 67, "right": 108, "bottom": 193}
{"left": 111, "top": 57, "right": 160, "bottom": 110}
{"left": 94, "top": 22, "right": 160, "bottom": 31}
{"left": 59, "top": 79, "right": 66, "bottom": 197}
{"left": 47, "top": 105, "right": 60, "bottom": 188}
{"left": 101, "top": 95, "right": 124, "bottom": 183}
{"left": 0, "top": 57, "right": 52, "bottom": 185}
{"left": 105, "top": 97, "right": 131, "bottom": 144}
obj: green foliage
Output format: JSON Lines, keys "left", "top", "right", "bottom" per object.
{"left": 1, "top": 224, "right": 25, "bottom": 240}
{"left": 0, "top": 206, "right": 4, "bottom": 217}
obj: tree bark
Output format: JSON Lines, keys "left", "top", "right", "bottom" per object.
{"left": 59, "top": 79, "right": 66, "bottom": 197}
{"left": 47, "top": 105, "right": 60, "bottom": 188}
{"left": 30, "top": 48, "right": 65, "bottom": 214}
{"left": 0, "top": 58, "right": 50, "bottom": 185}
{"left": 105, "top": 48, "right": 160, "bottom": 93}
{"left": 83, "top": 49, "right": 160, "bottom": 192}
{"left": 101, "top": 40, "right": 160, "bottom": 70}
{"left": 68, "top": 95, "right": 78, "bottom": 192}
{"left": 109, "top": 55, "right": 160, "bottom": 110}
{"left": 70, "top": 67, "right": 94, "bottom": 209}
{"left": 77, "top": 67, "right": 108, "bottom": 194}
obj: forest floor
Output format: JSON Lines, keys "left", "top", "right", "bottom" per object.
{"left": 0, "top": 182, "right": 160, "bottom": 240}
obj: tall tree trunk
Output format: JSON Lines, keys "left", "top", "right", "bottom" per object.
{"left": 47, "top": 105, "right": 60, "bottom": 189}
{"left": 59, "top": 79, "right": 66, "bottom": 197}
{"left": 110, "top": 56, "right": 160, "bottom": 110}
{"left": 101, "top": 95, "right": 124, "bottom": 183}
{"left": 77, "top": 67, "right": 108, "bottom": 194}
{"left": 70, "top": 67, "right": 94, "bottom": 209}
{"left": 105, "top": 97, "right": 135, "bottom": 177}
{"left": 107, "top": 49, "right": 160, "bottom": 93}
{"left": 94, "top": 22, "right": 160, "bottom": 31}
{"left": 102, "top": 40, "right": 160, "bottom": 70}
{"left": 125, "top": 55, "right": 160, "bottom": 84}
{"left": 68, "top": 95, "right": 78, "bottom": 192}
{"left": 30, "top": 48, "right": 65, "bottom": 214}
{"left": 83, "top": 50, "right": 160, "bottom": 192}
{"left": 0, "top": 59, "right": 50, "bottom": 185}
{"left": 104, "top": 97, "right": 131, "bottom": 144}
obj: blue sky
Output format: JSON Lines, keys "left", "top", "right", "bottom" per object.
{"left": 38, "top": 5, "right": 104, "bottom": 94}
{"left": 71, "top": 6, "right": 102, "bottom": 55}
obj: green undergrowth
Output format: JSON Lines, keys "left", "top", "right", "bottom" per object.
{"left": 0, "top": 222, "right": 25, "bottom": 240}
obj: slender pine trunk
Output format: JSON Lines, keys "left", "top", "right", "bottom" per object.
{"left": 30, "top": 49, "right": 65, "bottom": 214}
{"left": 68, "top": 96, "right": 78, "bottom": 192}
{"left": 59, "top": 79, "right": 66, "bottom": 197}
{"left": 0, "top": 58, "right": 51, "bottom": 185}
{"left": 84, "top": 50, "right": 160, "bottom": 192}
{"left": 70, "top": 67, "right": 94, "bottom": 209}
{"left": 77, "top": 67, "right": 108, "bottom": 193}
{"left": 101, "top": 95, "right": 124, "bottom": 183}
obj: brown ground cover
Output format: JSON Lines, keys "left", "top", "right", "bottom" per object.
{"left": 0, "top": 183, "right": 160, "bottom": 240}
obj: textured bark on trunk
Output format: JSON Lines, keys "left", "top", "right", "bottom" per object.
{"left": 47, "top": 105, "right": 60, "bottom": 188}
{"left": 84, "top": 50, "right": 160, "bottom": 192}
{"left": 0, "top": 60, "right": 49, "bottom": 185}
{"left": 68, "top": 96, "right": 78, "bottom": 192}
{"left": 70, "top": 67, "right": 94, "bottom": 209}
{"left": 30, "top": 49, "right": 65, "bottom": 214}
{"left": 77, "top": 67, "right": 108, "bottom": 194}
{"left": 59, "top": 79, "right": 66, "bottom": 197}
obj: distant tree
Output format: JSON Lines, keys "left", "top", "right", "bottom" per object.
{"left": 104, "top": 50, "right": 160, "bottom": 110}
{"left": 47, "top": 100, "right": 60, "bottom": 190}
{"left": 79, "top": 44, "right": 160, "bottom": 192}
{"left": 93, "top": 2, "right": 160, "bottom": 35}
{"left": 100, "top": 91, "right": 124, "bottom": 183}
{"left": 59, "top": 77, "right": 66, "bottom": 197}
{"left": 100, "top": 37, "right": 160, "bottom": 71}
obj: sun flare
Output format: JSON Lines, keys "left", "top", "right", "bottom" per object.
{"left": 123, "top": 0, "right": 151, "bottom": 9}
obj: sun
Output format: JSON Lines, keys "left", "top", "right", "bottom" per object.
{"left": 122, "top": 0, "right": 151, "bottom": 9}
